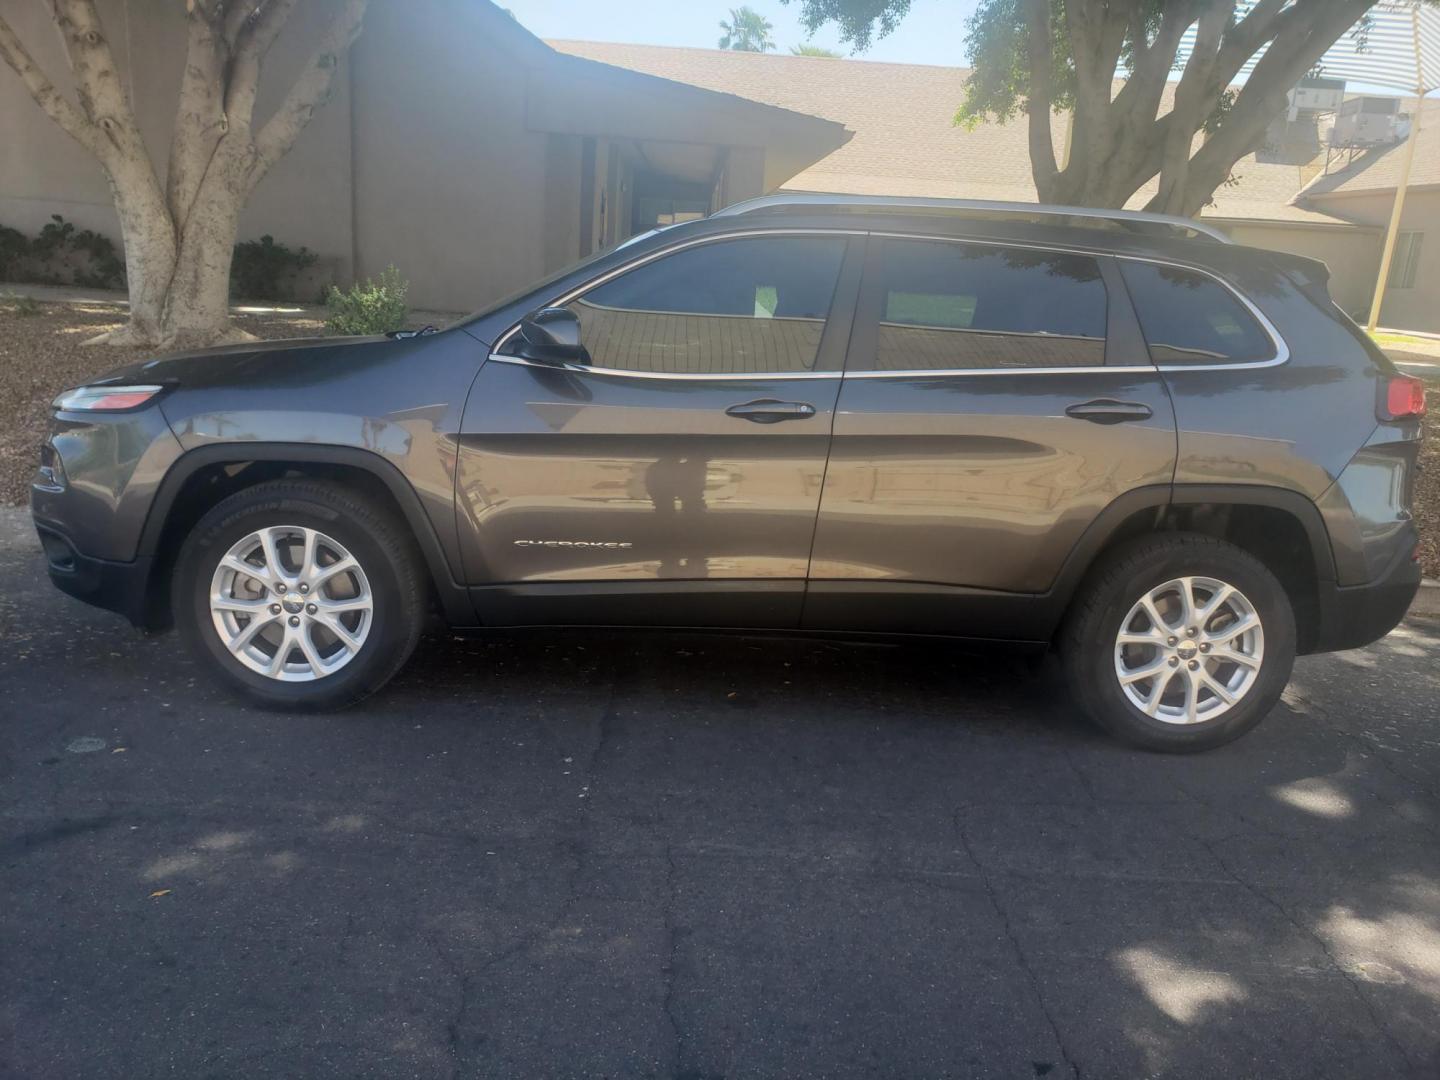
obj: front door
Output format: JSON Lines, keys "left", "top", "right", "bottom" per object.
{"left": 804, "top": 235, "right": 1177, "bottom": 637}
{"left": 456, "top": 232, "right": 860, "bottom": 627}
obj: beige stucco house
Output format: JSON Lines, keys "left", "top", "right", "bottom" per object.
{"left": 2, "top": 1, "right": 1434, "bottom": 328}
{"left": 554, "top": 40, "right": 1439, "bottom": 332}
{"left": 0, "top": 0, "right": 848, "bottom": 313}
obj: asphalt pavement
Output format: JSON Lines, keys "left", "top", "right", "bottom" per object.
{"left": 3, "top": 518, "right": 1440, "bottom": 1079}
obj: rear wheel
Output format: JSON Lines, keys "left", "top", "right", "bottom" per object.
{"left": 174, "top": 480, "right": 426, "bottom": 709}
{"left": 1061, "top": 533, "right": 1296, "bottom": 752}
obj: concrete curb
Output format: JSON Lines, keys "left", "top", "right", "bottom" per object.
{"left": 1412, "top": 579, "right": 1440, "bottom": 617}
{"left": 0, "top": 506, "right": 38, "bottom": 554}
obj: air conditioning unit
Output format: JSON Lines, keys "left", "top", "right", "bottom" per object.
{"left": 1330, "top": 96, "right": 1402, "bottom": 147}
{"left": 1287, "top": 76, "right": 1346, "bottom": 119}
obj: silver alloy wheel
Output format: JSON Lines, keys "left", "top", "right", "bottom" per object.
{"left": 209, "top": 525, "right": 374, "bottom": 682}
{"left": 1113, "top": 576, "right": 1264, "bottom": 725}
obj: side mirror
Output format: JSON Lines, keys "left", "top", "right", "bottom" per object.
{"left": 514, "top": 307, "right": 588, "bottom": 364}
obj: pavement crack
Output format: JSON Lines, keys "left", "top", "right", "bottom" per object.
{"left": 1192, "top": 834, "right": 1417, "bottom": 1073}
{"left": 428, "top": 931, "right": 473, "bottom": 1080}
{"left": 954, "top": 809, "right": 1081, "bottom": 1079}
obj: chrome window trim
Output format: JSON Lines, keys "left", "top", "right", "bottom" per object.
{"left": 484, "top": 354, "right": 841, "bottom": 381}
{"left": 862, "top": 231, "right": 1290, "bottom": 375}
{"left": 490, "top": 228, "right": 864, "bottom": 360}
{"left": 486, "top": 226, "right": 1288, "bottom": 380}
{"left": 842, "top": 365, "right": 1156, "bottom": 379}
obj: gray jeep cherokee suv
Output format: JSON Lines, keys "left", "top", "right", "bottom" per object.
{"left": 31, "top": 195, "right": 1426, "bottom": 751}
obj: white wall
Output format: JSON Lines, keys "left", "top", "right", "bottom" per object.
{"left": 1305, "top": 189, "right": 1440, "bottom": 332}
{"left": 1221, "top": 221, "right": 1384, "bottom": 319}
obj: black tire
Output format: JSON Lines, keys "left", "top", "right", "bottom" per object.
{"left": 173, "top": 479, "right": 427, "bottom": 710}
{"left": 1060, "top": 533, "right": 1296, "bottom": 753}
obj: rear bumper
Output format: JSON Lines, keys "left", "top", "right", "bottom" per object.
{"left": 33, "top": 520, "right": 154, "bottom": 628}
{"left": 1310, "top": 544, "right": 1422, "bottom": 654}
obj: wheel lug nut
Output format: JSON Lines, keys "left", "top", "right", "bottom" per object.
{"left": 1199, "top": 643, "right": 1210, "bottom": 653}
{"left": 1167, "top": 636, "right": 1178, "bottom": 646}
{"left": 1187, "top": 660, "right": 1199, "bottom": 670}
{"left": 288, "top": 616, "right": 300, "bottom": 627}
{"left": 306, "top": 603, "right": 317, "bottom": 614}
{"left": 1186, "top": 627, "right": 1197, "bottom": 637}
{"left": 299, "top": 583, "right": 309, "bottom": 594}
{"left": 276, "top": 583, "right": 287, "bottom": 594}
{"left": 1168, "top": 656, "right": 1180, "bottom": 667}
{"left": 269, "top": 603, "right": 281, "bottom": 615}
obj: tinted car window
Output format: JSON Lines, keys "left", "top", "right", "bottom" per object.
{"left": 867, "top": 240, "right": 1107, "bottom": 371}
{"left": 559, "top": 236, "right": 846, "bottom": 375}
{"left": 1118, "top": 261, "right": 1275, "bottom": 365}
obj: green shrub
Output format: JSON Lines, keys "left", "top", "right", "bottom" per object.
{"left": 31, "top": 215, "right": 125, "bottom": 288}
{"left": 231, "top": 234, "right": 317, "bottom": 300}
{"left": 1, "top": 291, "right": 42, "bottom": 316}
{"left": 325, "top": 265, "right": 409, "bottom": 336}
{"left": 0, "top": 216, "right": 125, "bottom": 288}
{"left": 0, "top": 225, "right": 27, "bottom": 281}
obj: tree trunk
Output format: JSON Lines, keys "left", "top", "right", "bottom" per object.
{"left": 158, "top": 153, "right": 256, "bottom": 349}
{"left": 1, "top": 0, "right": 367, "bottom": 350}
{"left": 91, "top": 160, "right": 177, "bottom": 346}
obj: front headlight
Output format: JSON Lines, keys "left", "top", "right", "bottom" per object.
{"left": 53, "top": 384, "right": 165, "bottom": 412}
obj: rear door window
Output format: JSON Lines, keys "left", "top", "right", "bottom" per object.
{"left": 1118, "top": 261, "right": 1276, "bottom": 365}
{"left": 861, "top": 239, "right": 1108, "bottom": 371}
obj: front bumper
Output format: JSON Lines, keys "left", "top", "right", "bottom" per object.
{"left": 33, "top": 520, "right": 154, "bottom": 628}
{"left": 1310, "top": 542, "right": 1422, "bottom": 654}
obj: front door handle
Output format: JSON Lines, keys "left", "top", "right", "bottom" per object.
{"left": 725, "top": 399, "right": 817, "bottom": 424}
{"left": 1065, "top": 399, "right": 1154, "bottom": 425}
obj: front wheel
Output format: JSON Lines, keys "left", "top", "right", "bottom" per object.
{"left": 1061, "top": 533, "right": 1296, "bottom": 752}
{"left": 173, "top": 480, "right": 427, "bottom": 709}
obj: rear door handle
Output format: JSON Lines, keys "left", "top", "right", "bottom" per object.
{"left": 1064, "top": 399, "right": 1153, "bottom": 425}
{"left": 725, "top": 399, "right": 817, "bottom": 424}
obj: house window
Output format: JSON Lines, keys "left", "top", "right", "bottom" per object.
{"left": 1389, "top": 231, "right": 1423, "bottom": 290}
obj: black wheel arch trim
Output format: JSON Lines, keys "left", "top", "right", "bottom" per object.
{"left": 136, "top": 442, "right": 475, "bottom": 626}
{"left": 1037, "top": 482, "right": 1337, "bottom": 634}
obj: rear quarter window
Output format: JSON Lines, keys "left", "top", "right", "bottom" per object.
{"left": 1118, "top": 261, "right": 1276, "bottom": 365}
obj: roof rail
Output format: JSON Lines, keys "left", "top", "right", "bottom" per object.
{"left": 711, "top": 193, "right": 1233, "bottom": 244}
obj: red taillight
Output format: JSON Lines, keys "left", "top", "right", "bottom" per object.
{"left": 53, "top": 384, "right": 164, "bottom": 412}
{"left": 1379, "top": 374, "right": 1426, "bottom": 421}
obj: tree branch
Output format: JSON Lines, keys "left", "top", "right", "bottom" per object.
{"left": 167, "top": 5, "right": 232, "bottom": 233}
{"left": 1173, "top": 0, "right": 1374, "bottom": 214}
{"left": 0, "top": 15, "right": 104, "bottom": 155}
{"left": 249, "top": 0, "right": 366, "bottom": 186}
{"left": 47, "top": 0, "right": 152, "bottom": 164}
{"left": 1152, "top": 0, "right": 1232, "bottom": 213}
{"left": 232, "top": 0, "right": 300, "bottom": 62}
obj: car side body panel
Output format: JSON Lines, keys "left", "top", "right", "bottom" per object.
{"left": 803, "top": 238, "right": 1178, "bottom": 635}
{"left": 149, "top": 332, "right": 483, "bottom": 581}
{"left": 454, "top": 360, "right": 842, "bottom": 627}
{"left": 1133, "top": 252, "right": 1390, "bottom": 585}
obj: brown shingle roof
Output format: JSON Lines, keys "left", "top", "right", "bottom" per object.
{"left": 1300, "top": 100, "right": 1440, "bottom": 200}
{"left": 549, "top": 40, "right": 1362, "bottom": 227}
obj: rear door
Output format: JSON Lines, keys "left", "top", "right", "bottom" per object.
{"left": 456, "top": 231, "right": 861, "bottom": 628}
{"left": 804, "top": 234, "right": 1177, "bottom": 637}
